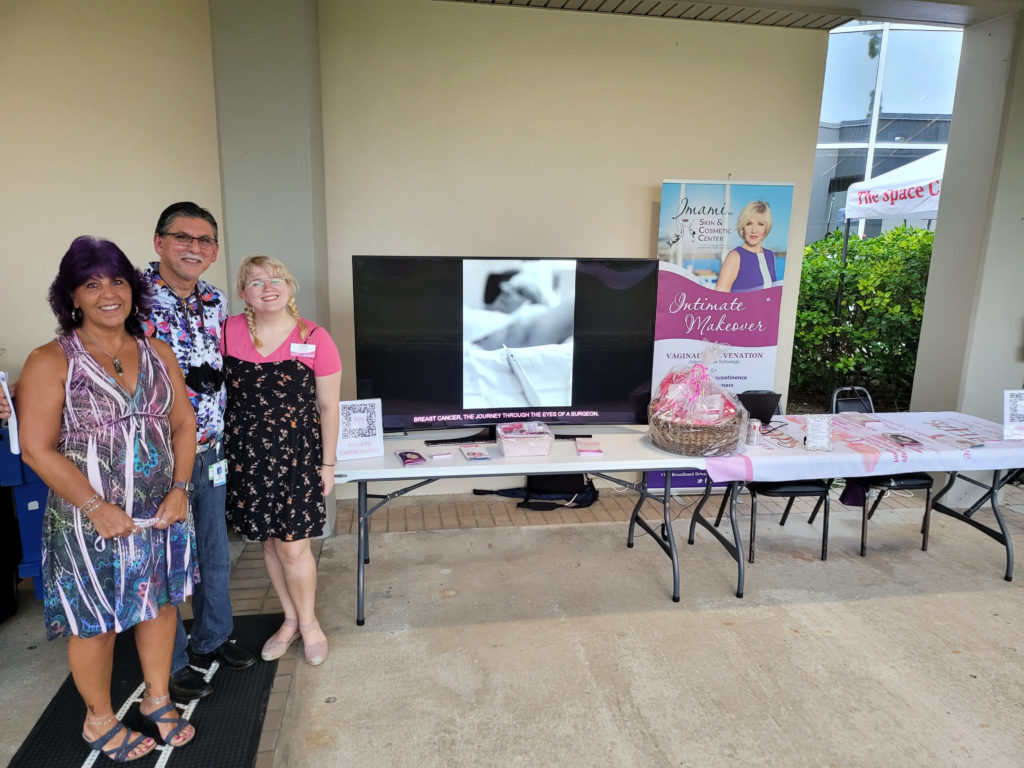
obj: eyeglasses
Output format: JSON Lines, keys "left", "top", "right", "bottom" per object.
{"left": 246, "top": 277, "right": 287, "bottom": 290}
{"left": 163, "top": 231, "right": 218, "bottom": 250}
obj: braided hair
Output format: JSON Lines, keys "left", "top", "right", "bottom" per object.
{"left": 236, "top": 254, "right": 308, "bottom": 348}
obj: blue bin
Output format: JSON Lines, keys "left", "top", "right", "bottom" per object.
{"left": 2, "top": 428, "right": 47, "bottom": 600}
{"left": 21, "top": 462, "right": 42, "bottom": 484}
{"left": 13, "top": 482, "right": 47, "bottom": 600}
{"left": 0, "top": 428, "right": 22, "bottom": 486}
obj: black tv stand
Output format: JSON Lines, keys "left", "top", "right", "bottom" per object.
{"left": 424, "top": 426, "right": 497, "bottom": 447}
{"left": 422, "top": 426, "right": 593, "bottom": 446}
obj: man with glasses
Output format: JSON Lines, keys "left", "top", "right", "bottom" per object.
{"left": 145, "top": 202, "right": 257, "bottom": 703}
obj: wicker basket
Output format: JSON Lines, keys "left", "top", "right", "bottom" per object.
{"left": 647, "top": 401, "right": 747, "bottom": 457}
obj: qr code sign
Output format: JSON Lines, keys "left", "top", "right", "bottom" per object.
{"left": 342, "top": 402, "right": 378, "bottom": 438}
{"left": 1003, "top": 390, "right": 1024, "bottom": 440}
{"left": 1008, "top": 391, "right": 1024, "bottom": 423}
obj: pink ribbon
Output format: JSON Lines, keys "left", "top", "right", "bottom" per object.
{"left": 685, "top": 364, "right": 709, "bottom": 404}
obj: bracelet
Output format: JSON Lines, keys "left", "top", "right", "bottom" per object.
{"left": 321, "top": 463, "right": 335, "bottom": 467}
{"left": 81, "top": 493, "right": 103, "bottom": 516}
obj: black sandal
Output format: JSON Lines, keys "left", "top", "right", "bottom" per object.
{"left": 83, "top": 718, "right": 156, "bottom": 763}
{"left": 141, "top": 695, "right": 196, "bottom": 747}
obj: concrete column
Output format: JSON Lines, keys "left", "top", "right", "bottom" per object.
{"left": 208, "top": 0, "right": 329, "bottom": 325}
{"left": 912, "top": 13, "right": 1024, "bottom": 419}
{"left": 208, "top": 0, "right": 334, "bottom": 532}
{"left": 912, "top": 12, "right": 1024, "bottom": 504}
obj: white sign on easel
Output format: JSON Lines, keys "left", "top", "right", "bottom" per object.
{"left": 336, "top": 398, "right": 384, "bottom": 461}
{"left": 804, "top": 414, "right": 832, "bottom": 451}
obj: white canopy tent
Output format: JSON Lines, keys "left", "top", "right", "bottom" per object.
{"left": 835, "top": 148, "right": 946, "bottom": 316}
{"left": 845, "top": 147, "right": 946, "bottom": 221}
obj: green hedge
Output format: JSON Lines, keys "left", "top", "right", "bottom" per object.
{"left": 789, "top": 226, "right": 932, "bottom": 411}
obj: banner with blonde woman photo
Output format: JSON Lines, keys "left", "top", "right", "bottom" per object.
{"left": 654, "top": 180, "right": 794, "bottom": 392}
{"left": 652, "top": 180, "right": 794, "bottom": 487}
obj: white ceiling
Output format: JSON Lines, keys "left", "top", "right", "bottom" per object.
{"left": 439, "top": 0, "right": 1024, "bottom": 29}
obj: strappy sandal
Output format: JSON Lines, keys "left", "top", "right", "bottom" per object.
{"left": 83, "top": 716, "right": 156, "bottom": 763}
{"left": 300, "top": 620, "right": 329, "bottom": 666}
{"left": 141, "top": 694, "right": 195, "bottom": 747}
{"left": 261, "top": 617, "right": 300, "bottom": 661}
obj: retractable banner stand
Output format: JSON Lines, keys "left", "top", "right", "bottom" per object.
{"left": 652, "top": 180, "right": 794, "bottom": 488}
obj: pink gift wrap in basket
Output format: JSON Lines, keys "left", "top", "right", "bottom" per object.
{"left": 647, "top": 346, "right": 748, "bottom": 457}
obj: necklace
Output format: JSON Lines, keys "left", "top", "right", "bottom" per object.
{"left": 79, "top": 328, "right": 128, "bottom": 376}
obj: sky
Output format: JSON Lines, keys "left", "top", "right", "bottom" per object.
{"left": 819, "top": 26, "right": 962, "bottom": 125}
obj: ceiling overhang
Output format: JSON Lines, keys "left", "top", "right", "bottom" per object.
{"left": 438, "top": 0, "right": 1024, "bottom": 29}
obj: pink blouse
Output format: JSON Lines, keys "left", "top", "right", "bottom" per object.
{"left": 222, "top": 314, "right": 341, "bottom": 376}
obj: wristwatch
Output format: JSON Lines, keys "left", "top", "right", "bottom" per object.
{"left": 170, "top": 480, "right": 195, "bottom": 497}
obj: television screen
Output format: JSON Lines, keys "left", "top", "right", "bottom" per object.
{"left": 353, "top": 255, "right": 658, "bottom": 433}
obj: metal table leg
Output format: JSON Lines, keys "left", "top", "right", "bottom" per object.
{"left": 661, "top": 471, "right": 680, "bottom": 602}
{"left": 626, "top": 471, "right": 647, "bottom": 548}
{"left": 357, "top": 481, "right": 368, "bottom": 626}
{"left": 599, "top": 470, "right": 680, "bottom": 601}
{"left": 355, "top": 477, "right": 437, "bottom": 625}
{"left": 932, "top": 469, "right": 1017, "bottom": 582}
{"left": 989, "top": 472, "right": 1015, "bottom": 581}
{"left": 689, "top": 479, "right": 746, "bottom": 598}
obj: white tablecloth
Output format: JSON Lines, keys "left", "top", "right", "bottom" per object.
{"left": 704, "top": 411, "right": 1023, "bottom": 483}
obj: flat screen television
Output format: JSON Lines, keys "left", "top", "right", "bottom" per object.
{"left": 353, "top": 255, "right": 659, "bottom": 438}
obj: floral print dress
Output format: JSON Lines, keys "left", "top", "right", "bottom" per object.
{"left": 223, "top": 329, "right": 325, "bottom": 542}
{"left": 42, "top": 333, "right": 198, "bottom": 640}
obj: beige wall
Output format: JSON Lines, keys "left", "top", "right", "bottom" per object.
{"left": 319, "top": 0, "right": 827, "bottom": 405}
{"left": 0, "top": 0, "right": 225, "bottom": 380}
{"left": 316, "top": 0, "right": 826, "bottom": 496}
{"left": 2, "top": 0, "right": 828, "bottom": 498}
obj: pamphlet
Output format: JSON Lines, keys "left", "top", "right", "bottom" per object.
{"left": 396, "top": 450, "right": 426, "bottom": 466}
{"left": 834, "top": 412, "right": 882, "bottom": 428}
{"left": 575, "top": 438, "right": 603, "bottom": 456}
{"left": 1003, "top": 389, "right": 1024, "bottom": 440}
{"left": 460, "top": 445, "right": 492, "bottom": 461}
{"left": 886, "top": 433, "right": 922, "bottom": 447}
{"left": 336, "top": 398, "right": 384, "bottom": 461}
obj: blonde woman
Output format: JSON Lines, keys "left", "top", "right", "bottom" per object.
{"left": 222, "top": 256, "right": 341, "bottom": 665}
{"left": 716, "top": 200, "right": 778, "bottom": 293}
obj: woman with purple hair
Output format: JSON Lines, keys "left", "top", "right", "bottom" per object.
{"left": 18, "top": 236, "right": 199, "bottom": 761}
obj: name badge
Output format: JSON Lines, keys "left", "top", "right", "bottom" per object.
{"left": 291, "top": 343, "right": 316, "bottom": 358}
{"left": 209, "top": 459, "right": 228, "bottom": 487}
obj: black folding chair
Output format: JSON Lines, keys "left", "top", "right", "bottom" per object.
{"left": 746, "top": 478, "right": 833, "bottom": 563}
{"left": 718, "top": 391, "right": 832, "bottom": 563}
{"left": 831, "top": 386, "right": 874, "bottom": 415}
{"left": 832, "top": 387, "right": 933, "bottom": 556}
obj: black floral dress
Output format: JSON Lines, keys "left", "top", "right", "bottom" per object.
{"left": 224, "top": 340, "right": 325, "bottom": 542}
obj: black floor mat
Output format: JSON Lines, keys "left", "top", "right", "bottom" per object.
{"left": 10, "top": 613, "right": 282, "bottom": 768}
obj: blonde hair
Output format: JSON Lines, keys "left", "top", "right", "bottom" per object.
{"left": 236, "top": 254, "right": 307, "bottom": 348}
{"left": 735, "top": 200, "right": 773, "bottom": 238}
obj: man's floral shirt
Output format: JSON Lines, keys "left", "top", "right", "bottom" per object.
{"left": 142, "top": 262, "right": 228, "bottom": 445}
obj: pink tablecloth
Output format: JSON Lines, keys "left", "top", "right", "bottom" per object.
{"left": 705, "top": 411, "right": 1024, "bottom": 483}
